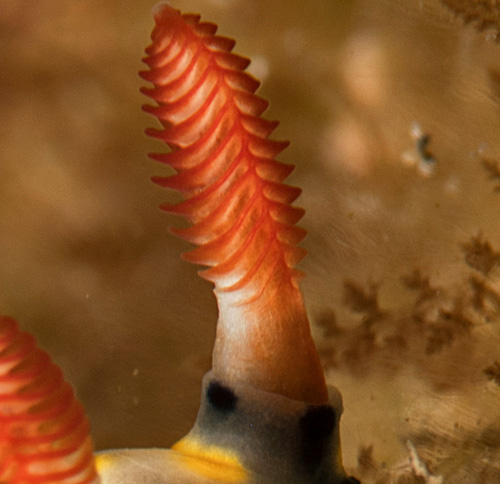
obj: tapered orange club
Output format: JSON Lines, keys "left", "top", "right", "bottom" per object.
{"left": 0, "top": 316, "right": 97, "bottom": 484}
{"left": 141, "top": 4, "right": 328, "bottom": 404}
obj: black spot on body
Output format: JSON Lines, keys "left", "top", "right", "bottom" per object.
{"left": 207, "top": 381, "right": 237, "bottom": 414}
{"left": 299, "top": 405, "right": 336, "bottom": 473}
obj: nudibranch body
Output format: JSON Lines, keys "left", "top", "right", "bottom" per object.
{"left": 1, "top": 3, "right": 359, "bottom": 484}
{"left": 96, "top": 4, "right": 357, "bottom": 483}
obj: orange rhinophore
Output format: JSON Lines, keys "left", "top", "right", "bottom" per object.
{"left": 0, "top": 316, "right": 98, "bottom": 484}
{"left": 141, "top": 2, "right": 328, "bottom": 405}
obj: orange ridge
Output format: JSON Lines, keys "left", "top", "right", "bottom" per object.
{"left": 0, "top": 316, "right": 98, "bottom": 484}
{"left": 141, "top": 4, "right": 327, "bottom": 404}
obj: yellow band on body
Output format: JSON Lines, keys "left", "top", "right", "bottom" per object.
{"left": 171, "top": 437, "right": 247, "bottom": 483}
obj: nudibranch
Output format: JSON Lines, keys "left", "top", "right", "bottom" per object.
{"left": 97, "top": 4, "right": 358, "bottom": 483}
{"left": 1, "top": 3, "right": 360, "bottom": 484}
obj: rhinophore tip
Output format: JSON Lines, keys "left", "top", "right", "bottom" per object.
{"left": 151, "top": 1, "right": 173, "bottom": 18}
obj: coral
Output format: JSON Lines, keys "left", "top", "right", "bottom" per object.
{"left": 441, "top": 0, "right": 500, "bottom": 35}
{"left": 481, "top": 157, "right": 500, "bottom": 192}
{"left": 462, "top": 233, "right": 500, "bottom": 276}
{"left": 484, "top": 360, "right": 500, "bottom": 384}
{"left": 318, "top": 236, "right": 500, "bottom": 379}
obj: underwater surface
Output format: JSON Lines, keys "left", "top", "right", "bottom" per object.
{"left": 1, "top": 0, "right": 500, "bottom": 482}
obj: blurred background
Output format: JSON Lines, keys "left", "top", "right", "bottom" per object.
{"left": 1, "top": 0, "right": 500, "bottom": 482}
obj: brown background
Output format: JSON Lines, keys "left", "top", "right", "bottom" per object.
{"left": 1, "top": 0, "right": 500, "bottom": 481}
